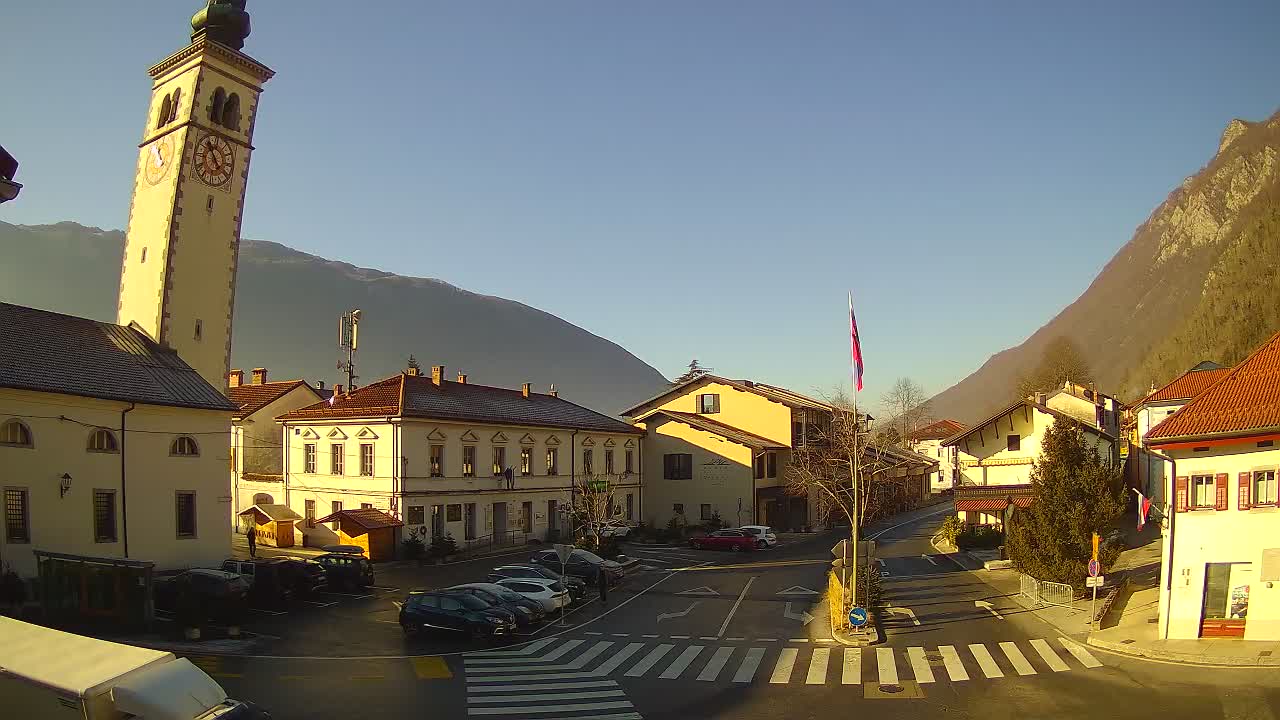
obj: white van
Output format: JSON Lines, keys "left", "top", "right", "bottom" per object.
{"left": 0, "top": 617, "right": 268, "bottom": 719}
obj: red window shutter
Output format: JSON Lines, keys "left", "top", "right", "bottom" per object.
{"left": 1175, "top": 476, "right": 1189, "bottom": 512}
{"left": 1215, "top": 473, "right": 1229, "bottom": 511}
{"left": 1239, "top": 472, "right": 1252, "bottom": 510}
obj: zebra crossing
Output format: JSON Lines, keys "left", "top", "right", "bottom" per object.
{"left": 464, "top": 638, "right": 641, "bottom": 718}
{"left": 462, "top": 635, "right": 1103, "bottom": 696}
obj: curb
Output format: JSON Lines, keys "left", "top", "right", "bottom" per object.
{"left": 1085, "top": 635, "right": 1280, "bottom": 668}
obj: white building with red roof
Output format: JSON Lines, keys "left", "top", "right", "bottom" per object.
{"left": 1147, "top": 335, "right": 1280, "bottom": 641}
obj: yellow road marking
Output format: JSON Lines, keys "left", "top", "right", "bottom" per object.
{"left": 412, "top": 657, "right": 453, "bottom": 679}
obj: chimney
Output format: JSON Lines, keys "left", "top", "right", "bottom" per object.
{"left": 522, "top": 383, "right": 532, "bottom": 398}
{"left": 228, "top": 369, "right": 244, "bottom": 388}
{"left": 457, "top": 372, "right": 468, "bottom": 384}
{"left": 316, "top": 380, "right": 325, "bottom": 390}
{"left": 405, "top": 365, "right": 420, "bottom": 377}
{"left": 1034, "top": 392, "right": 1046, "bottom": 405}
{"left": 334, "top": 384, "right": 344, "bottom": 396}
{"left": 251, "top": 368, "right": 268, "bottom": 385}
{"left": 431, "top": 366, "right": 444, "bottom": 386}
{"left": 548, "top": 384, "right": 557, "bottom": 398}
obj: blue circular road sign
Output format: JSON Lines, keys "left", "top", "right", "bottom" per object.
{"left": 1088, "top": 559, "right": 1100, "bottom": 577}
{"left": 849, "top": 607, "right": 869, "bottom": 628}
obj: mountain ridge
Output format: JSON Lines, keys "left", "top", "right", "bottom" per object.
{"left": 0, "top": 221, "right": 669, "bottom": 416}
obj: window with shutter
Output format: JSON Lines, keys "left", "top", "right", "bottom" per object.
{"left": 1175, "top": 476, "right": 1189, "bottom": 512}
{"left": 1214, "top": 473, "right": 1229, "bottom": 511}
{"left": 1239, "top": 472, "right": 1252, "bottom": 510}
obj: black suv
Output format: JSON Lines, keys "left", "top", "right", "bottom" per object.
{"left": 447, "top": 584, "right": 546, "bottom": 626}
{"left": 279, "top": 557, "right": 328, "bottom": 597}
{"left": 314, "top": 552, "right": 374, "bottom": 591}
{"left": 487, "top": 564, "right": 587, "bottom": 603}
{"left": 399, "top": 590, "right": 517, "bottom": 640}
{"left": 221, "top": 558, "right": 305, "bottom": 606}
{"left": 153, "top": 569, "right": 249, "bottom": 624}
{"left": 530, "top": 548, "right": 624, "bottom": 586}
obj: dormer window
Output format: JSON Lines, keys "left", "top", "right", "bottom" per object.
{"left": 698, "top": 393, "right": 720, "bottom": 414}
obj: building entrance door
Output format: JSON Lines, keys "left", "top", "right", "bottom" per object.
{"left": 1200, "top": 562, "right": 1252, "bottom": 638}
{"left": 492, "top": 502, "right": 508, "bottom": 542}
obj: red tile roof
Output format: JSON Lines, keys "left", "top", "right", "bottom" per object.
{"left": 910, "top": 419, "right": 968, "bottom": 442}
{"left": 315, "top": 508, "right": 403, "bottom": 530}
{"left": 1137, "top": 367, "right": 1231, "bottom": 406}
{"left": 228, "top": 380, "right": 316, "bottom": 419}
{"left": 953, "top": 484, "right": 1035, "bottom": 512}
{"left": 277, "top": 373, "right": 641, "bottom": 434}
{"left": 1148, "top": 332, "right": 1280, "bottom": 442}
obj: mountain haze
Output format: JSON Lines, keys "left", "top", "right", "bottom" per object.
{"left": 0, "top": 222, "right": 668, "bottom": 415}
{"left": 930, "top": 110, "right": 1280, "bottom": 423}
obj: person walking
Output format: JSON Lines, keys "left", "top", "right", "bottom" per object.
{"left": 246, "top": 525, "right": 257, "bottom": 558}
{"left": 597, "top": 565, "right": 608, "bottom": 605}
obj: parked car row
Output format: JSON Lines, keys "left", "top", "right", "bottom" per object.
{"left": 154, "top": 549, "right": 376, "bottom": 621}
{"left": 689, "top": 525, "right": 778, "bottom": 552}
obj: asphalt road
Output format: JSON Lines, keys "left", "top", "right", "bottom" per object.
{"left": 204, "top": 506, "right": 1280, "bottom": 720}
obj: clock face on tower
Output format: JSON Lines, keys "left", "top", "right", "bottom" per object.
{"left": 143, "top": 135, "right": 175, "bottom": 186}
{"left": 193, "top": 133, "right": 235, "bottom": 188}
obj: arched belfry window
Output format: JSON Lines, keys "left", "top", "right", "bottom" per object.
{"left": 210, "top": 88, "right": 227, "bottom": 125}
{"left": 222, "top": 93, "right": 241, "bottom": 131}
{"left": 1, "top": 419, "right": 33, "bottom": 447}
{"left": 168, "top": 87, "right": 182, "bottom": 124}
{"left": 157, "top": 94, "right": 172, "bottom": 130}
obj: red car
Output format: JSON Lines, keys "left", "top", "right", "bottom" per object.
{"left": 689, "top": 529, "right": 757, "bottom": 552}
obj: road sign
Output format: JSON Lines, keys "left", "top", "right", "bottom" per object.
{"left": 1088, "top": 559, "right": 1100, "bottom": 577}
{"left": 1086, "top": 575, "right": 1105, "bottom": 588}
{"left": 832, "top": 539, "right": 850, "bottom": 560}
{"left": 1091, "top": 532, "right": 1100, "bottom": 563}
{"left": 554, "top": 543, "right": 575, "bottom": 565}
{"left": 848, "top": 606, "right": 869, "bottom": 628}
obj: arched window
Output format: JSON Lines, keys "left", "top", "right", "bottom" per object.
{"left": 221, "top": 93, "right": 241, "bottom": 131}
{"left": 88, "top": 428, "right": 118, "bottom": 453}
{"left": 253, "top": 493, "right": 274, "bottom": 506}
{"left": 171, "top": 435, "right": 200, "bottom": 457}
{"left": 1, "top": 419, "right": 33, "bottom": 448}
{"left": 157, "top": 93, "right": 172, "bottom": 130}
{"left": 168, "top": 87, "right": 182, "bottom": 124}
{"left": 210, "top": 87, "right": 226, "bottom": 125}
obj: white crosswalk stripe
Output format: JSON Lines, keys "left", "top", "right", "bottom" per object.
{"left": 463, "top": 635, "right": 1102, "bottom": 693}
{"left": 1000, "top": 641, "right": 1036, "bottom": 676}
{"left": 876, "top": 648, "right": 898, "bottom": 685}
{"left": 907, "top": 647, "right": 935, "bottom": 683}
{"left": 968, "top": 644, "right": 1005, "bottom": 678}
{"left": 806, "top": 648, "right": 830, "bottom": 684}
{"left": 1029, "top": 639, "right": 1070, "bottom": 672}
{"left": 938, "top": 645, "right": 969, "bottom": 681}
{"left": 1058, "top": 638, "right": 1103, "bottom": 668}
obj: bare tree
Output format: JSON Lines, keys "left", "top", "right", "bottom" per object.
{"left": 568, "top": 474, "right": 620, "bottom": 550}
{"left": 881, "top": 377, "right": 932, "bottom": 442}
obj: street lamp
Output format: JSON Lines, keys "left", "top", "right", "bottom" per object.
{"left": 59, "top": 473, "right": 73, "bottom": 498}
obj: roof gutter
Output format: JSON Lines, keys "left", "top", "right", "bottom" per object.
{"left": 1148, "top": 426, "right": 1280, "bottom": 450}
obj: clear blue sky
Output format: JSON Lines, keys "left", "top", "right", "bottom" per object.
{"left": 4, "top": 1, "right": 1278, "bottom": 415}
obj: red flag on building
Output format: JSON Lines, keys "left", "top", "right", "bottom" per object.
{"left": 849, "top": 293, "right": 864, "bottom": 392}
{"left": 1137, "top": 491, "right": 1152, "bottom": 531}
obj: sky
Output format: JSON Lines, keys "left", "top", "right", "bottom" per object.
{"left": 3, "top": 1, "right": 1279, "bottom": 416}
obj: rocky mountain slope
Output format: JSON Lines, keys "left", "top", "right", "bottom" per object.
{"left": 930, "top": 111, "right": 1280, "bottom": 423}
{"left": 0, "top": 222, "right": 668, "bottom": 415}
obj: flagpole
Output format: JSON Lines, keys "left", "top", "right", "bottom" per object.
{"left": 848, "top": 292, "right": 861, "bottom": 614}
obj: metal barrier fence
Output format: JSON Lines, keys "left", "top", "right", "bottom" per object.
{"left": 829, "top": 571, "right": 849, "bottom": 632}
{"left": 1019, "top": 573, "right": 1075, "bottom": 610}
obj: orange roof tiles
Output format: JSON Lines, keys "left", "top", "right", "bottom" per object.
{"left": 228, "top": 380, "right": 312, "bottom": 418}
{"left": 1137, "top": 367, "right": 1231, "bottom": 406}
{"left": 316, "top": 508, "right": 403, "bottom": 530}
{"left": 1148, "top": 332, "right": 1280, "bottom": 442}
{"left": 910, "top": 419, "right": 968, "bottom": 442}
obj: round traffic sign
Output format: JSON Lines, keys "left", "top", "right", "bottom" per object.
{"left": 1088, "top": 559, "right": 1100, "bottom": 577}
{"left": 848, "top": 606, "right": 869, "bottom": 628}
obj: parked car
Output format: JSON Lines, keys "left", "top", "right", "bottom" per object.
{"left": 313, "top": 552, "right": 374, "bottom": 591}
{"left": 447, "top": 583, "right": 546, "bottom": 626}
{"left": 689, "top": 529, "right": 757, "bottom": 552}
{"left": 589, "top": 521, "right": 634, "bottom": 538}
{"left": 529, "top": 548, "right": 625, "bottom": 586}
{"left": 278, "top": 557, "right": 328, "bottom": 597}
{"left": 737, "top": 525, "right": 778, "bottom": 549}
{"left": 399, "top": 590, "right": 517, "bottom": 640}
{"left": 321, "top": 544, "right": 366, "bottom": 556}
{"left": 153, "top": 569, "right": 249, "bottom": 623}
{"left": 493, "top": 577, "right": 571, "bottom": 613}
{"left": 487, "top": 564, "right": 588, "bottom": 603}
{"left": 221, "top": 558, "right": 309, "bottom": 606}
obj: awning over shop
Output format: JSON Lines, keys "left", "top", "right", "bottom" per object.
{"left": 953, "top": 484, "right": 1035, "bottom": 512}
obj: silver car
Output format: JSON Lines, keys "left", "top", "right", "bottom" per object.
{"left": 738, "top": 525, "right": 778, "bottom": 548}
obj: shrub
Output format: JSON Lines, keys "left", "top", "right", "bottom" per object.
{"left": 401, "top": 528, "right": 426, "bottom": 560}
{"left": 936, "top": 516, "right": 965, "bottom": 547}
{"left": 429, "top": 533, "right": 458, "bottom": 559}
{"left": 0, "top": 567, "right": 26, "bottom": 611}
{"left": 956, "top": 525, "right": 1003, "bottom": 550}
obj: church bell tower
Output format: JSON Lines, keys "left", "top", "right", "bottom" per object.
{"left": 117, "top": 1, "right": 273, "bottom": 392}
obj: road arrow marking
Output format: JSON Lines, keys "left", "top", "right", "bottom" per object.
{"left": 783, "top": 602, "right": 815, "bottom": 626}
{"left": 657, "top": 601, "right": 701, "bottom": 622}
{"left": 776, "top": 585, "right": 820, "bottom": 596}
{"left": 887, "top": 607, "right": 920, "bottom": 626}
{"left": 976, "top": 601, "right": 1004, "bottom": 619}
{"left": 922, "top": 554, "right": 939, "bottom": 566}
{"left": 677, "top": 586, "right": 720, "bottom": 596}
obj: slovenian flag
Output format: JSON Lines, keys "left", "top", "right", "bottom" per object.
{"left": 1137, "top": 491, "right": 1152, "bottom": 531}
{"left": 849, "top": 293, "right": 864, "bottom": 392}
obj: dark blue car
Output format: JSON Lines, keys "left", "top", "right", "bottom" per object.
{"left": 399, "top": 590, "right": 517, "bottom": 640}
